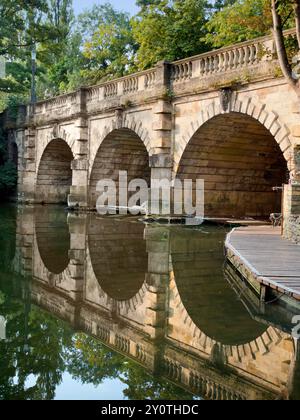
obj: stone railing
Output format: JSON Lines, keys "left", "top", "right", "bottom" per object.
{"left": 34, "top": 91, "right": 78, "bottom": 116}
{"left": 86, "top": 68, "right": 157, "bottom": 103}
{"left": 27, "top": 28, "right": 296, "bottom": 121}
{"left": 171, "top": 28, "right": 296, "bottom": 84}
{"left": 189, "top": 371, "right": 246, "bottom": 401}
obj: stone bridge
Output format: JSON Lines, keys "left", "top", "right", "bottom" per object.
{"left": 9, "top": 206, "right": 300, "bottom": 400}
{"left": 2, "top": 29, "right": 300, "bottom": 236}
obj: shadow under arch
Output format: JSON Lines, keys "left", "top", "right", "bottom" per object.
{"left": 89, "top": 128, "right": 151, "bottom": 209}
{"left": 35, "top": 206, "right": 70, "bottom": 275}
{"left": 170, "top": 226, "right": 267, "bottom": 346}
{"left": 176, "top": 112, "right": 289, "bottom": 218}
{"left": 36, "top": 138, "right": 73, "bottom": 204}
{"left": 87, "top": 215, "right": 147, "bottom": 302}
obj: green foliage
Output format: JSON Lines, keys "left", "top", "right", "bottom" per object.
{"left": 0, "top": 0, "right": 298, "bottom": 102}
{"left": 67, "top": 333, "right": 195, "bottom": 400}
{"left": 67, "top": 334, "right": 124, "bottom": 385}
{"left": 0, "top": 162, "right": 17, "bottom": 194}
{"left": 206, "top": 0, "right": 294, "bottom": 48}
{"left": 78, "top": 3, "right": 137, "bottom": 84}
{"left": 206, "top": 0, "right": 271, "bottom": 47}
{"left": 0, "top": 127, "right": 17, "bottom": 199}
{"left": 132, "top": 0, "right": 211, "bottom": 70}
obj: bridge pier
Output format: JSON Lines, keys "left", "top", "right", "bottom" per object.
{"left": 69, "top": 118, "right": 89, "bottom": 208}
{"left": 18, "top": 127, "right": 36, "bottom": 204}
{"left": 283, "top": 184, "right": 300, "bottom": 243}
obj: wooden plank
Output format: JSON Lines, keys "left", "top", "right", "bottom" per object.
{"left": 226, "top": 225, "right": 300, "bottom": 300}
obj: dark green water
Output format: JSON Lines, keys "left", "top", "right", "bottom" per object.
{"left": 0, "top": 204, "right": 298, "bottom": 400}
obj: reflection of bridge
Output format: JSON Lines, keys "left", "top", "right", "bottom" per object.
{"left": 2, "top": 30, "right": 300, "bottom": 240}
{"left": 12, "top": 207, "right": 300, "bottom": 400}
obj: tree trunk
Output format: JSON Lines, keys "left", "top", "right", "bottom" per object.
{"left": 271, "top": 0, "right": 298, "bottom": 88}
{"left": 294, "top": 0, "right": 300, "bottom": 49}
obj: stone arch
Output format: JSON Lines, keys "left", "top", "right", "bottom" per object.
{"left": 36, "top": 138, "right": 74, "bottom": 204}
{"left": 174, "top": 95, "right": 293, "bottom": 173}
{"left": 89, "top": 123, "right": 151, "bottom": 209}
{"left": 175, "top": 96, "right": 290, "bottom": 218}
{"left": 93, "top": 113, "right": 152, "bottom": 156}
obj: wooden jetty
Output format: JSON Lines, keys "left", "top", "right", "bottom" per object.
{"left": 225, "top": 226, "right": 300, "bottom": 303}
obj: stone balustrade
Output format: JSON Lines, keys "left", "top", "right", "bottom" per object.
{"left": 7, "top": 28, "right": 292, "bottom": 125}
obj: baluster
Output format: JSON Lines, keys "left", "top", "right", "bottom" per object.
{"left": 207, "top": 56, "right": 211, "bottom": 73}
{"left": 199, "top": 58, "right": 204, "bottom": 75}
{"left": 228, "top": 50, "right": 234, "bottom": 69}
{"left": 218, "top": 52, "right": 224, "bottom": 72}
{"left": 243, "top": 45, "right": 250, "bottom": 66}
{"left": 223, "top": 51, "right": 229, "bottom": 71}
{"left": 178, "top": 64, "right": 182, "bottom": 80}
{"left": 253, "top": 43, "right": 259, "bottom": 63}
{"left": 248, "top": 45, "right": 254, "bottom": 64}
{"left": 207, "top": 56, "right": 212, "bottom": 73}
{"left": 239, "top": 47, "right": 245, "bottom": 67}
{"left": 234, "top": 48, "right": 240, "bottom": 68}
{"left": 185, "top": 62, "right": 189, "bottom": 78}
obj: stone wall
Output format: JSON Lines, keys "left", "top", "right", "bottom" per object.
{"left": 284, "top": 184, "right": 300, "bottom": 243}
{"left": 285, "top": 215, "right": 300, "bottom": 243}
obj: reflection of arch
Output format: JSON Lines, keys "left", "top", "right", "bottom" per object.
{"left": 175, "top": 98, "right": 290, "bottom": 218}
{"left": 170, "top": 273, "right": 284, "bottom": 365}
{"left": 87, "top": 217, "right": 148, "bottom": 303}
{"left": 89, "top": 128, "right": 150, "bottom": 209}
{"left": 169, "top": 225, "right": 287, "bottom": 371}
{"left": 170, "top": 227, "right": 267, "bottom": 347}
{"left": 36, "top": 139, "right": 73, "bottom": 204}
{"left": 35, "top": 207, "right": 70, "bottom": 275}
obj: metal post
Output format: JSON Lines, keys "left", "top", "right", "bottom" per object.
{"left": 31, "top": 43, "right": 37, "bottom": 105}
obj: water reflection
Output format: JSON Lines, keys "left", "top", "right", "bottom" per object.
{"left": 0, "top": 205, "right": 299, "bottom": 400}
{"left": 35, "top": 207, "right": 70, "bottom": 275}
{"left": 88, "top": 217, "right": 147, "bottom": 301}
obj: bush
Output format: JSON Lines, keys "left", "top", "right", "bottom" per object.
{"left": 0, "top": 161, "right": 17, "bottom": 195}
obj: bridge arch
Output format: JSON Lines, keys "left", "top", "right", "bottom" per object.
{"left": 175, "top": 97, "right": 290, "bottom": 218}
{"left": 36, "top": 138, "right": 74, "bottom": 204}
{"left": 89, "top": 126, "right": 151, "bottom": 209}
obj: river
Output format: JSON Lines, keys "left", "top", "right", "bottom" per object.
{"left": 0, "top": 204, "right": 299, "bottom": 400}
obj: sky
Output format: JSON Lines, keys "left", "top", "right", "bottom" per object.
{"left": 73, "top": 0, "right": 139, "bottom": 16}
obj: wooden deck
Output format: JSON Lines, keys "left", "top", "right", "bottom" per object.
{"left": 225, "top": 226, "right": 300, "bottom": 302}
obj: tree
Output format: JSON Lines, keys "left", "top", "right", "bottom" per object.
{"left": 206, "top": 0, "right": 274, "bottom": 47}
{"left": 37, "top": 0, "right": 77, "bottom": 95}
{"left": 271, "top": 0, "right": 300, "bottom": 92}
{"left": 78, "top": 3, "right": 137, "bottom": 84}
{"left": 132, "top": 0, "right": 210, "bottom": 70}
{"left": 67, "top": 333, "right": 195, "bottom": 400}
{"left": 0, "top": 1, "right": 47, "bottom": 95}
{"left": 67, "top": 334, "right": 124, "bottom": 385}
